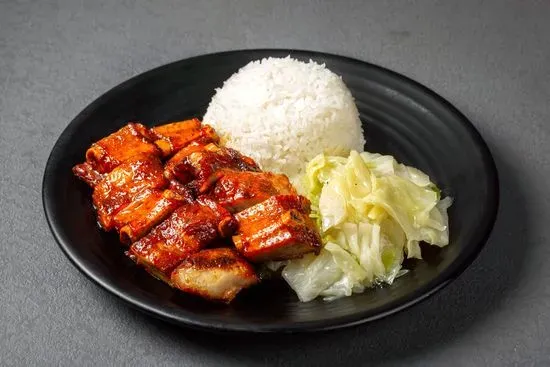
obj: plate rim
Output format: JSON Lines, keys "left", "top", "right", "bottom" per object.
{"left": 42, "top": 48, "right": 500, "bottom": 333}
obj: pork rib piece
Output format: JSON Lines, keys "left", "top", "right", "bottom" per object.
{"left": 112, "top": 189, "right": 187, "bottom": 244}
{"left": 203, "top": 169, "right": 296, "bottom": 213}
{"left": 171, "top": 248, "right": 258, "bottom": 303}
{"left": 85, "top": 123, "right": 160, "bottom": 174}
{"left": 92, "top": 154, "right": 167, "bottom": 231}
{"left": 150, "top": 119, "right": 219, "bottom": 157}
{"left": 127, "top": 199, "right": 237, "bottom": 282}
{"left": 233, "top": 195, "right": 322, "bottom": 263}
{"left": 164, "top": 142, "right": 260, "bottom": 193}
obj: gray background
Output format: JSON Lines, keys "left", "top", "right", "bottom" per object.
{"left": 1, "top": 0, "right": 549, "bottom": 366}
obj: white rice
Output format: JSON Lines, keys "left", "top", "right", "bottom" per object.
{"left": 203, "top": 56, "right": 365, "bottom": 184}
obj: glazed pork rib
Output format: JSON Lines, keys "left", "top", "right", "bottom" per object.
{"left": 203, "top": 169, "right": 296, "bottom": 213}
{"left": 150, "top": 119, "right": 219, "bottom": 157}
{"left": 91, "top": 154, "right": 167, "bottom": 231}
{"left": 112, "top": 189, "right": 187, "bottom": 244}
{"left": 164, "top": 142, "right": 260, "bottom": 193}
{"left": 85, "top": 122, "right": 161, "bottom": 174}
{"left": 72, "top": 118, "right": 324, "bottom": 303}
{"left": 127, "top": 198, "right": 237, "bottom": 283}
{"left": 73, "top": 120, "right": 220, "bottom": 186}
{"left": 233, "top": 195, "right": 322, "bottom": 262}
{"left": 73, "top": 120, "right": 219, "bottom": 239}
{"left": 171, "top": 248, "right": 259, "bottom": 303}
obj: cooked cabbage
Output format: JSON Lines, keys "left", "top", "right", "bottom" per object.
{"left": 282, "top": 150, "right": 452, "bottom": 302}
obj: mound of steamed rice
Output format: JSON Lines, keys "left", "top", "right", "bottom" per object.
{"left": 203, "top": 57, "right": 365, "bottom": 183}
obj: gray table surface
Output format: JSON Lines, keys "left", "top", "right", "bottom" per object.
{"left": 2, "top": 0, "right": 549, "bottom": 366}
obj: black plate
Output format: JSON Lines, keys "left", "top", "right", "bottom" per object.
{"left": 43, "top": 49, "right": 499, "bottom": 332}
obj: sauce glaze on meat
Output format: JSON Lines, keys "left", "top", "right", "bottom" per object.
{"left": 73, "top": 119, "right": 322, "bottom": 303}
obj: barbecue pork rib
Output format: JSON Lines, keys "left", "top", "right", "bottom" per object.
{"left": 92, "top": 154, "right": 167, "bottom": 231}
{"left": 171, "top": 248, "right": 259, "bottom": 303}
{"left": 72, "top": 119, "right": 326, "bottom": 303}
{"left": 202, "top": 169, "right": 296, "bottom": 213}
{"left": 233, "top": 195, "right": 322, "bottom": 262}
{"left": 150, "top": 119, "right": 219, "bottom": 157}
{"left": 164, "top": 142, "right": 260, "bottom": 194}
{"left": 112, "top": 189, "right": 188, "bottom": 244}
{"left": 127, "top": 198, "right": 237, "bottom": 283}
{"left": 85, "top": 123, "right": 160, "bottom": 174}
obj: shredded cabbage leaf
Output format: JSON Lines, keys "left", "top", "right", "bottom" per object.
{"left": 281, "top": 150, "right": 452, "bottom": 302}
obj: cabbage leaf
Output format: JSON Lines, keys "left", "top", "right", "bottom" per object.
{"left": 283, "top": 150, "right": 452, "bottom": 302}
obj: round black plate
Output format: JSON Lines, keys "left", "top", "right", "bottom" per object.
{"left": 43, "top": 49, "right": 499, "bottom": 332}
